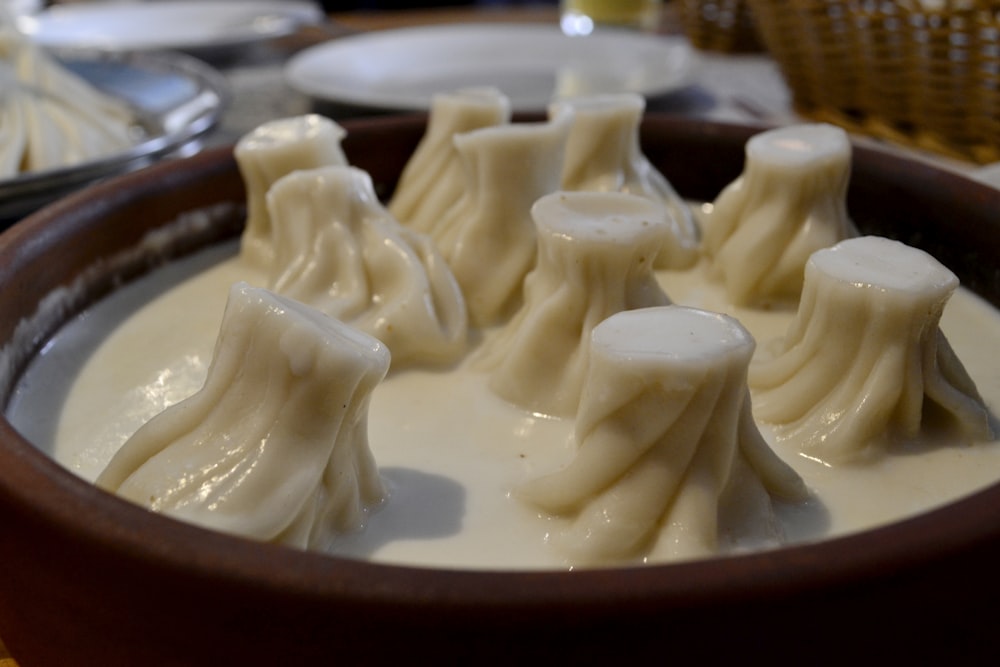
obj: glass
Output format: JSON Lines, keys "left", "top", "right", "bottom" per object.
{"left": 560, "top": 0, "right": 663, "bottom": 35}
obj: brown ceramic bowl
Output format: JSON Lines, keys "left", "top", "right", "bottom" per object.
{"left": 0, "top": 115, "right": 998, "bottom": 665}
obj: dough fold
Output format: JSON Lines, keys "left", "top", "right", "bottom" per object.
{"left": 264, "top": 165, "right": 468, "bottom": 368}
{"left": 701, "top": 123, "right": 856, "bottom": 306}
{"left": 234, "top": 114, "right": 349, "bottom": 269}
{"left": 749, "top": 236, "right": 994, "bottom": 462}
{"left": 476, "top": 190, "right": 672, "bottom": 417}
{"left": 98, "top": 283, "right": 390, "bottom": 549}
{"left": 552, "top": 93, "right": 699, "bottom": 269}
{"left": 427, "top": 110, "right": 573, "bottom": 326}
{"left": 388, "top": 87, "right": 511, "bottom": 233}
{"left": 520, "top": 306, "right": 807, "bottom": 565}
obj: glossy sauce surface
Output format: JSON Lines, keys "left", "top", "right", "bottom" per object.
{"left": 7, "top": 235, "right": 1000, "bottom": 569}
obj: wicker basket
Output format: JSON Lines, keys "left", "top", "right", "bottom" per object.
{"left": 677, "top": 0, "right": 764, "bottom": 53}
{"left": 744, "top": 0, "right": 1000, "bottom": 163}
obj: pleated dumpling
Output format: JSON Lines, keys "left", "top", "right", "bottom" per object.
{"left": 552, "top": 93, "right": 699, "bottom": 269}
{"left": 388, "top": 87, "right": 511, "bottom": 233}
{"left": 520, "top": 306, "right": 808, "bottom": 565}
{"left": 97, "top": 283, "right": 390, "bottom": 550}
{"left": 427, "top": 109, "right": 573, "bottom": 327}
{"left": 476, "top": 190, "right": 672, "bottom": 417}
{"left": 700, "top": 123, "right": 857, "bottom": 307}
{"left": 749, "top": 236, "right": 995, "bottom": 462}
{"left": 264, "top": 165, "right": 467, "bottom": 368}
{"left": 234, "top": 114, "right": 349, "bottom": 269}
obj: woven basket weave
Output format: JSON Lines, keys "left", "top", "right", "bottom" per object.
{"left": 678, "top": 0, "right": 764, "bottom": 52}
{"left": 744, "top": 0, "right": 1000, "bottom": 163}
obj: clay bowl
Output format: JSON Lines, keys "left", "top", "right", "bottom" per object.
{"left": 0, "top": 114, "right": 998, "bottom": 665}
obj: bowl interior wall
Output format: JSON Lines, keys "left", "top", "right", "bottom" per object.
{"left": 0, "top": 114, "right": 998, "bottom": 663}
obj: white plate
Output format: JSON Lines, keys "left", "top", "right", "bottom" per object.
{"left": 18, "top": 1, "right": 322, "bottom": 53}
{"left": 284, "top": 23, "right": 696, "bottom": 112}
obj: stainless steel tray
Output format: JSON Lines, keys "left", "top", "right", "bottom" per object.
{"left": 0, "top": 49, "right": 229, "bottom": 222}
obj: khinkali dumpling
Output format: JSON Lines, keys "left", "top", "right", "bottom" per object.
{"left": 521, "top": 306, "right": 808, "bottom": 565}
{"left": 476, "top": 190, "right": 672, "bottom": 417}
{"left": 388, "top": 87, "right": 511, "bottom": 233}
{"left": 234, "top": 114, "right": 349, "bottom": 269}
{"left": 750, "top": 236, "right": 994, "bottom": 462}
{"left": 552, "top": 93, "right": 699, "bottom": 269}
{"left": 701, "top": 123, "right": 856, "bottom": 306}
{"left": 265, "top": 165, "right": 467, "bottom": 368}
{"left": 97, "top": 283, "right": 390, "bottom": 550}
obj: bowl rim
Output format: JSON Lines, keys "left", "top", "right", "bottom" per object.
{"left": 1, "top": 113, "right": 999, "bottom": 617}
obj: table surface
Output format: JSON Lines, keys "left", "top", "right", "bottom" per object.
{"left": 0, "top": 2, "right": 994, "bottom": 663}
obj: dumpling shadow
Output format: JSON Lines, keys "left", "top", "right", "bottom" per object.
{"left": 772, "top": 492, "right": 833, "bottom": 547}
{"left": 331, "top": 466, "right": 466, "bottom": 559}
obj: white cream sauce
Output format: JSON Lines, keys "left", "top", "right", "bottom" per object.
{"left": 7, "top": 236, "right": 1000, "bottom": 570}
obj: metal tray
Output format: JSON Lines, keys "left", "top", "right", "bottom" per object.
{"left": 0, "top": 49, "right": 228, "bottom": 223}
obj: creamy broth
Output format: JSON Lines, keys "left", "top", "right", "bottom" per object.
{"left": 7, "top": 233, "right": 1000, "bottom": 570}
